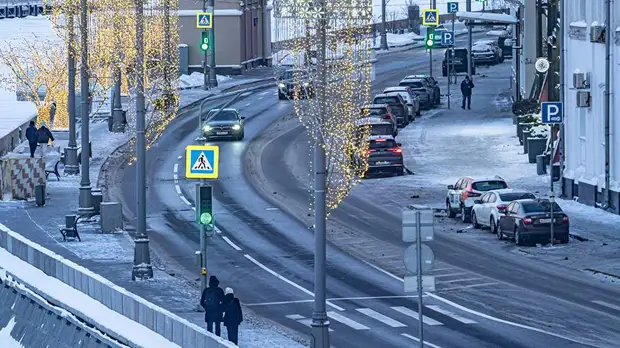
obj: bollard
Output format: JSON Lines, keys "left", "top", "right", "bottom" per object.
{"left": 536, "top": 155, "right": 547, "bottom": 175}
{"left": 35, "top": 184, "right": 45, "bottom": 206}
{"left": 91, "top": 189, "right": 103, "bottom": 214}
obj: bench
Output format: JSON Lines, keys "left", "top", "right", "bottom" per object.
{"left": 45, "top": 160, "right": 61, "bottom": 181}
{"left": 59, "top": 215, "right": 82, "bottom": 242}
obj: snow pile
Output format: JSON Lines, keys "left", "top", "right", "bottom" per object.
{"left": 178, "top": 72, "right": 232, "bottom": 89}
{"left": 372, "top": 31, "right": 424, "bottom": 49}
{"left": 529, "top": 125, "right": 549, "bottom": 138}
{"left": 0, "top": 318, "right": 23, "bottom": 348}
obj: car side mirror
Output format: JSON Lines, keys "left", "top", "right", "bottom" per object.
{"left": 241, "top": 116, "right": 246, "bottom": 120}
{"left": 474, "top": 199, "right": 482, "bottom": 204}
{"left": 397, "top": 143, "right": 402, "bottom": 147}
{"left": 499, "top": 208, "right": 507, "bottom": 214}
{"left": 447, "top": 185, "right": 454, "bottom": 189}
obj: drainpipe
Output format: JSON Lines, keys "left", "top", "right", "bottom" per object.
{"left": 603, "top": 0, "right": 612, "bottom": 210}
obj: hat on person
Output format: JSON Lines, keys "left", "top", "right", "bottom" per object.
{"left": 225, "top": 287, "right": 234, "bottom": 295}
{"left": 41, "top": 121, "right": 47, "bottom": 127}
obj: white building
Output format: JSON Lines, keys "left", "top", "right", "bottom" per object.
{"left": 562, "top": 0, "right": 620, "bottom": 213}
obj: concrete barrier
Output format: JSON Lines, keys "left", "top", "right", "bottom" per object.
{"left": 0, "top": 224, "right": 237, "bottom": 348}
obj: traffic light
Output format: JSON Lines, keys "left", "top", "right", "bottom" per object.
{"left": 200, "top": 31, "right": 209, "bottom": 52}
{"left": 425, "top": 28, "right": 435, "bottom": 49}
{"left": 196, "top": 185, "right": 213, "bottom": 230}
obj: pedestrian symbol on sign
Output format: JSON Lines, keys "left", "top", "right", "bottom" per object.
{"left": 196, "top": 12, "right": 213, "bottom": 29}
{"left": 422, "top": 9, "right": 440, "bottom": 26}
{"left": 192, "top": 152, "right": 213, "bottom": 171}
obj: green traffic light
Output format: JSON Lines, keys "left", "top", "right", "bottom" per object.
{"left": 426, "top": 39, "right": 434, "bottom": 47}
{"left": 201, "top": 43, "right": 208, "bottom": 50}
{"left": 200, "top": 212, "right": 212, "bottom": 224}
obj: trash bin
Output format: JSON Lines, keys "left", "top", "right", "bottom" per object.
{"left": 35, "top": 184, "right": 45, "bottom": 206}
{"left": 536, "top": 155, "right": 547, "bottom": 175}
{"left": 552, "top": 164, "right": 561, "bottom": 182}
{"left": 91, "top": 189, "right": 103, "bottom": 214}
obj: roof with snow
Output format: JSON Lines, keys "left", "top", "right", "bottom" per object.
{"left": 456, "top": 11, "right": 518, "bottom": 24}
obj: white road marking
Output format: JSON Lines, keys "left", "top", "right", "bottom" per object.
{"left": 244, "top": 254, "right": 345, "bottom": 311}
{"left": 361, "top": 260, "right": 404, "bottom": 282}
{"left": 431, "top": 267, "right": 454, "bottom": 272}
{"left": 286, "top": 314, "right": 304, "bottom": 320}
{"left": 173, "top": 174, "right": 178, "bottom": 181}
{"left": 265, "top": 207, "right": 279, "bottom": 211}
{"left": 286, "top": 315, "right": 333, "bottom": 331}
{"left": 258, "top": 96, "right": 264, "bottom": 100}
{"left": 221, "top": 236, "right": 242, "bottom": 251}
{"left": 327, "top": 311, "right": 370, "bottom": 330}
{"left": 440, "top": 277, "right": 484, "bottom": 283}
{"left": 401, "top": 333, "right": 443, "bottom": 348}
{"left": 436, "top": 282, "right": 499, "bottom": 291}
{"left": 173, "top": 163, "right": 178, "bottom": 173}
{"left": 391, "top": 306, "right": 442, "bottom": 326}
{"left": 246, "top": 299, "right": 315, "bottom": 306}
{"left": 259, "top": 91, "right": 269, "bottom": 96}
{"left": 244, "top": 295, "right": 429, "bottom": 307}
{"left": 356, "top": 308, "right": 406, "bottom": 327}
{"left": 593, "top": 300, "right": 620, "bottom": 311}
{"left": 426, "top": 305, "right": 477, "bottom": 324}
{"left": 180, "top": 196, "right": 192, "bottom": 206}
{"left": 177, "top": 155, "right": 182, "bottom": 160}
{"left": 245, "top": 102, "right": 251, "bottom": 107}
{"left": 175, "top": 184, "right": 182, "bottom": 195}
{"left": 434, "top": 272, "right": 468, "bottom": 278}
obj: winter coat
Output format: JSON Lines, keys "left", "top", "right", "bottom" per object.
{"left": 461, "top": 79, "right": 474, "bottom": 96}
{"left": 26, "top": 125, "right": 38, "bottom": 143}
{"left": 37, "top": 126, "right": 54, "bottom": 144}
{"left": 200, "top": 276, "right": 225, "bottom": 321}
{"left": 222, "top": 294, "right": 243, "bottom": 328}
{"left": 49, "top": 103, "right": 56, "bottom": 127}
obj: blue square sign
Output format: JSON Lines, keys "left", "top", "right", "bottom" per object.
{"left": 441, "top": 31, "right": 454, "bottom": 45}
{"left": 186, "top": 145, "right": 219, "bottom": 179}
{"left": 447, "top": 2, "right": 459, "bottom": 14}
{"left": 541, "top": 102, "right": 563, "bottom": 124}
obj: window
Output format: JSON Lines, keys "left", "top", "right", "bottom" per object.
{"left": 481, "top": 193, "right": 490, "bottom": 203}
{"left": 373, "top": 97, "right": 398, "bottom": 105}
{"left": 454, "top": 179, "right": 463, "bottom": 188}
{"left": 472, "top": 180, "right": 508, "bottom": 191}
{"left": 510, "top": 203, "right": 520, "bottom": 214}
{"left": 521, "top": 201, "right": 563, "bottom": 213}
{"left": 460, "top": 179, "right": 469, "bottom": 190}
{"left": 488, "top": 193, "right": 496, "bottom": 203}
{"left": 498, "top": 192, "right": 536, "bottom": 202}
{"left": 369, "top": 139, "right": 398, "bottom": 149}
{"left": 205, "top": 109, "right": 238, "bottom": 121}
{"left": 369, "top": 124, "right": 393, "bottom": 135}
{"left": 400, "top": 81, "right": 424, "bottom": 88}
{"left": 506, "top": 202, "right": 515, "bottom": 213}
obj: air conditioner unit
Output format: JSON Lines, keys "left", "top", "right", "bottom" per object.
{"left": 590, "top": 23, "right": 605, "bottom": 43}
{"left": 573, "top": 72, "right": 590, "bottom": 89}
{"left": 576, "top": 91, "right": 591, "bottom": 108}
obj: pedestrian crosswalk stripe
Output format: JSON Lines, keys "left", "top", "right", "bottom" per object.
{"left": 356, "top": 308, "right": 406, "bottom": 327}
{"left": 327, "top": 311, "right": 370, "bottom": 330}
{"left": 286, "top": 314, "right": 304, "bottom": 320}
{"left": 286, "top": 314, "right": 334, "bottom": 331}
{"left": 391, "top": 306, "right": 443, "bottom": 326}
{"left": 402, "top": 333, "right": 444, "bottom": 348}
{"left": 426, "top": 305, "right": 478, "bottom": 324}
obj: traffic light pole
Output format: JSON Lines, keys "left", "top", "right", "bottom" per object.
{"left": 429, "top": 0, "right": 436, "bottom": 77}
{"left": 202, "top": 0, "right": 209, "bottom": 90}
{"left": 208, "top": 0, "right": 217, "bottom": 87}
{"left": 466, "top": 0, "right": 473, "bottom": 78}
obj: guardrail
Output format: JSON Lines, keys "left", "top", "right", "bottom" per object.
{"left": 0, "top": 224, "right": 236, "bottom": 348}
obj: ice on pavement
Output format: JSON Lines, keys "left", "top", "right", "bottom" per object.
{"left": 178, "top": 72, "right": 233, "bottom": 89}
{"left": 0, "top": 317, "right": 23, "bottom": 348}
{"left": 0, "top": 248, "right": 181, "bottom": 348}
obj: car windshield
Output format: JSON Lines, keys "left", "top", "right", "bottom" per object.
{"left": 370, "top": 124, "right": 392, "bottom": 135}
{"left": 206, "top": 110, "right": 238, "bottom": 121}
{"left": 499, "top": 192, "right": 536, "bottom": 201}
{"left": 369, "top": 139, "right": 397, "bottom": 149}
{"left": 374, "top": 97, "right": 398, "bottom": 104}
{"left": 472, "top": 180, "right": 508, "bottom": 191}
{"left": 280, "top": 70, "right": 309, "bottom": 80}
{"left": 400, "top": 81, "right": 423, "bottom": 88}
{"left": 448, "top": 49, "right": 468, "bottom": 60}
{"left": 522, "top": 201, "right": 563, "bottom": 213}
{"left": 368, "top": 107, "right": 387, "bottom": 116}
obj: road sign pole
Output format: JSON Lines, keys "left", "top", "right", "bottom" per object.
{"left": 549, "top": 123, "right": 554, "bottom": 246}
{"left": 466, "top": 0, "right": 472, "bottom": 78}
{"left": 202, "top": 0, "right": 209, "bottom": 89}
{"left": 416, "top": 210, "right": 424, "bottom": 347}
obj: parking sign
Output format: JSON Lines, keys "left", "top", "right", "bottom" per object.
{"left": 447, "top": 2, "right": 459, "bottom": 13}
{"left": 441, "top": 31, "right": 454, "bottom": 45}
{"left": 541, "top": 102, "right": 563, "bottom": 124}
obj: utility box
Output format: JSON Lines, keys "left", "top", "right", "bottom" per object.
{"left": 35, "top": 184, "right": 45, "bottom": 206}
{"left": 590, "top": 22, "right": 605, "bottom": 43}
{"left": 576, "top": 91, "right": 591, "bottom": 108}
{"left": 100, "top": 202, "right": 123, "bottom": 233}
{"left": 572, "top": 71, "right": 589, "bottom": 89}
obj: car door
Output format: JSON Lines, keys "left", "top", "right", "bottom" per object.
{"left": 506, "top": 203, "right": 520, "bottom": 237}
{"left": 449, "top": 179, "right": 462, "bottom": 207}
{"left": 499, "top": 202, "right": 514, "bottom": 233}
{"left": 475, "top": 193, "right": 490, "bottom": 225}
{"left": 483, "top": 193, "right": 497, "bottom": 224}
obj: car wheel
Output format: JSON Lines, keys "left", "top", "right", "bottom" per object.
{"left": 496, "top": 223, "right": 504, "bottom": 240}
{"left": 514, "top": 228, "right": 524, "bottom": 246}
{"left": 396, "top": 167, "right": 404, "bottom": 176}
{"left": 461, "top": 205, "right": 471, "bottom": 223}
{"left": 472, "top": 211, "right": 480, "bottom": 229}
{"left": 490, "top": 218, "right": 498, "bottom": 234}
{"left": 416, "top": 109, "right": 421, "bottom": 116}
{"left": 559, "top": 236, "right": 569, "bottom": 244}
{"left": 278, "top": 91, "right": 286, "bottom": 100}
{"left": 446, "top": 201, "right": 456, "bottom": 218}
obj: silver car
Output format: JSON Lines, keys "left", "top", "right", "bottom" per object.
{"left": 383, "top": 86, "right": 421, "bottom": 120}
{"left": 201, "top": 108, "right": 245, "bottom": 141}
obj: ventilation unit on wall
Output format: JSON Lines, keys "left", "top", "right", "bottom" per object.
{"left": 573, "top": 71, "right": 590, "bottom": 89}
{"left": 590, "top": 22, "right": 605, "bottom": 43}
{"left": 576, "top": 91, "right": 591, "bottom": 108}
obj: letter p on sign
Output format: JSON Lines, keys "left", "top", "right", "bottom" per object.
{"left": 541, "top": 102, "right": 564, "bottom": 124}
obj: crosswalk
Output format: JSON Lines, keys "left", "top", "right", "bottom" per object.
{"left": 285, "top": 303, "right": 478, "bottom": 333}
{"left": 428, "top": 264, "right": 500, "bottom": 292}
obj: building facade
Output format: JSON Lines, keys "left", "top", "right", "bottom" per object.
{"left": 562, "top": 0, "right": 620, "bottom": 213}
{"left": 177, "top": 0, "right": 272, "bottom": 75}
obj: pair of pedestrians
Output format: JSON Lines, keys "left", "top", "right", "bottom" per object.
{"left": 25, "top": 120, "right": 54, "bottom": 158}
{"left": 200, "top": 276, "right": 243, "bottom": 345}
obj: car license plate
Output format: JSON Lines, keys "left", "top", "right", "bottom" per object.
{"left": 376, "top": 161, "right": 390, "bottom": 165}
{"left": 216, "top": 132, "right": 228, "bottom": 135}
{"left": 539, "top": 218, "right": 551, "bottom": 223}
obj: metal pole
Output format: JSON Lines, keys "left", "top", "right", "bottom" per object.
{"left": 429, "top": 0, "right": 435, "bottom": 77}
{"left": 202, "top": 0, "right": 209, "bottom": 89}
{"left": 311, "top": 0, "right": 330, "bottom": 345}
{"left": 603, "top": 0, "right": 612, "bottom": 210}
{"left": 380, "top": 0, "right": 388, "bottom": 50}
{"left": 64, "top": 13, "right": 79, "bottom": 175}
{"left": 132, "top": 0, "right": 154, "bottom": 280}
{"left": 208, "top": 0, "right": 217, "bottom": 87}
{"left": 536, "top": 0, "right": 543, "bottom": 58}
{"left": 546, "top": 1, "right": 556, "bottom": 101}
{"left": 466, "top": 0, "right": 472, "bottom": 77}
{"left": 559, "top": 0, "right": 565, "bottom": 194}
{"left": 78, "top": 0, "right": 93, "bottom": 216}
{"left": 515, "top": 6, "right": 521, "bottom": 101}
{"left": 416, "top": 211, "right": 424, "bottom": 347}
{"left": 549, "top": 124, "right": 554, "bottom": 246}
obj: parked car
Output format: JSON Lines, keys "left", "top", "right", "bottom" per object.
{"left": 404, "top": 74, "right": 441, "bottom": 105}
{"left": 355, "top": 116, "right": 398, "bottom": 138}
{"left": 354, "top": 135, "right": 404, "bottom": 177}
{"left": 359, "top": 104, "right": 398, "bottom": 130}
{"left": 399, "top": 78, "right": 434, "bottom": 109}
{"left": 471, "top": 189, "right": 537, "bottom": 233}
{"left": 383, "top": 87, "right": 420, "bottom": 121}
{"left": 372, "top": 93, "right": 409, "bottom": 127}
{"left": 446, "top": 175, "right": 508, "bottom": 223}
{"left": 277, "top": 69, "right": 314, "bottom": 100}
{"left": 497, "top": 198, "right": 570, "bottom": 246}
{"left": 442, "top": 48, "right": 476, "bottom": 76}
{"left": 201, "top": 108, "right": 246, "bottom": 140}
{"left": 475, "top": 39, "right": 505, "bottom": 63}
{"left": 471, "top": 42, "right": 501, "bottom": 66}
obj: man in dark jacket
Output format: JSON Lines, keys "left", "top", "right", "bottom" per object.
{"left": 49, "top": 101, "right": 56, "bottom": 129}
{"left": 37, "top": 121, "right": 54, "bottom": 158}
{"left": 200, "top": 276, "right": 225, "bottom": 336}
{"left": 222, "top": 287, "right": 243, "bottom": 345}
{"left": 460, "top": 75, "right": 475, "bottom": 110}
{"left": 25, "top": 121, "right": 38, "bottom": 158}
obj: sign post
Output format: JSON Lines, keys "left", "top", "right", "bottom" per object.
{"left": 196, "top": 11, "right": 213, "bottom": 89}
{"left": 422, "top": 9, "right": 439, "bottom": 77}
{"left": 441, "top": 30, "right": 455, "bottom": 109}
{"left": 541, "top": 101, "right": 563, "bottom": 246}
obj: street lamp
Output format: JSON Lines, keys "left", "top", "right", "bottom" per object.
{"left": 78, "top": 0, "right": 94, "bottom": 216}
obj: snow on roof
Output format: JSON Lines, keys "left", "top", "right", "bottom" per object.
{"left": 356, "top": 117, "right": 391, "bottom": 125}
{"left": 569, "top": 20, "right": 587, "bottom": 28}
{"left": 486, "top": 30, "right": 510, "bottom": 36}
{"left": 456, "top": 11, "right": 518, "bottom": 24}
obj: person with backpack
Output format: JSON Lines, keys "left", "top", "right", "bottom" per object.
{"left": 222, "top": 287, "right": 243, "bottom": 345}
{"left": 37, "top": 121, "right": 54, "bottom": 158}
{"left": 25, "top": 121, "right": 38, "bottom": 158}
{"left": 200, "top": 276, "right": 225, "bottom": 336}
{"left": 460, "top": 75, "right": 475, "bottom": 110}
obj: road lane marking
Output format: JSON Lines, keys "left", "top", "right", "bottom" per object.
{"left": 401, "top": 333, "right": 443, "bottom": 348}
{"left": 440, "top": 277, "right": 484, "bottom": 283}
{"left": 173, "top": 174, "right": 178, "bottom": 181}
{"left": 356, "top": 308, "right": 406, "bottom": 327}
{"left": 244, "top": 254, "right": 345, "bottom": 311}
{"left": 180, "top": 195, "right": 192, "bottom": 206}
{"left": 361, "top": 260, "right": 403, "bottom": 282}
{"left": 245, "top": 102, "right": 251, "bottom": 107}
{"left": 431, "top": 267, "right": 454, "bottom": 272}
{"left": 434, "top": 272, "right": 468, "bottom": 278}
{"left": 173, "top": 163, "right": 178, "bottom": 173}
{"left": 221, "top": 236, "right": 242, "bottom": 251}
{"left": 437, "top": 282, "right": 499, "bottom": 291}
{"left": 244, "top": 295, "right": 429, "bottom": 307}
{"left": 175, "top": 184, "right": 182, "bottom": 195}
{"left": 286, "top": 314, "right": 304, "bottom": 320}
{"left": 391, "top": 306, "right": 442, "bottom": 326}
{"left": 286, "top": 315, "right": 333, "bottom": 331}
{"left": 177, "top": 155, "right": 182, "bottom": 160}
{"left": 327, "top": 311, "right": 370, "bottom": 330}
{"left": 593, "top": 300, "right": 620, "bottom": 311}
{"left": 259, "top": 91, "right": 269, "bottom": 96}
{"left": 426, "top": 305, "right": 477, "bottom": 324}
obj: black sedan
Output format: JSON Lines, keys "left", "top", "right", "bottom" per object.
{"left": 277, "top": 69, "right": 314, "bottom": 100}
{"left": 497, "top": 198, "right": 569, "bottom": 246}
{"left": 201, "top": 108, "right": 245, "bottom": 141}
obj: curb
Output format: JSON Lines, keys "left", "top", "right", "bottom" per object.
{"left": 179, "top": 76, "right": 275, "bottom": 91}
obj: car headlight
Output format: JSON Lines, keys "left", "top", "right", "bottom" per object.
{"left": 278, "top": 83, "right": 285, "bottom": 88}
{"left": 232, "top": 124, "right": 241, "bottom": 130}
{"left": 203, "top": 125, "right": 212, "bottom": 132}
{"left": 303, "top": 82, "right": 309, "bottom": 86}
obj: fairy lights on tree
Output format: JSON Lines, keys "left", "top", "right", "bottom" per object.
{"left": 273, "top": 0, "right": 374, "bottom": 215}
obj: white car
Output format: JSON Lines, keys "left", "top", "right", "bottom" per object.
{"left": 470, "top": 189, "right": 536, "bottom": 233}
{"left": 383, "top": 87, "right": 421, "bottom": 119}
{"left": 446, "top": 175, "right": 509, "bottom": 223}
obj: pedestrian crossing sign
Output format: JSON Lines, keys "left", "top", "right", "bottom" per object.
{"left": 422, "top": 9, "right": 439, "bottom": 26}
{"left": 186, "top": 145, "right": 219, "bottom": 179}
{"left": 196, "top": 12, "right": 213, "bottom": 29}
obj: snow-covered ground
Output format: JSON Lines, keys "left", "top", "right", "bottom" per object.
{"left": 178, "top": 71, "right": 233, "bottom": 89}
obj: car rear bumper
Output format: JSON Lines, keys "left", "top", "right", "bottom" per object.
{"left": 518, "top": 227, "right": 570, "bottom": 243}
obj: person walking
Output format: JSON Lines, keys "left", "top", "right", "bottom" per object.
{"left": 25, "top": 121, "right": 38, "bottom": 158}
{"left": 49, "top": 101, "right": 57, "bottom": 129}
{"left": 222, "top": 287, "right": 243, "bottom": 345}
{"left": 36, "top": 121, "right": 54, "bottom": 158}
{"left": 460, "top": 75, "right": 475, "bottom": 110}
{"left": 200, "top": 276, "right": 225, "bottom": 336}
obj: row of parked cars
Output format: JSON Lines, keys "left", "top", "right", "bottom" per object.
{"left": 446, "top": 176, "right": 570, "bottom": 246}
{"left": 441, "top": 36, "right": 512, "bottom": 76}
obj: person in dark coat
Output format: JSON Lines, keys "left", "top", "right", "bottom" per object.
{"left": 49, "top": 101, "right": 56, "bottom": 129}
{"left": 460, "top": 75, "right": 475, "bottom": 110}
{"left": 25, "top": 121, "right": 38, "bottom": 158}
{"left": 36, "top": 121, "right": 54, "bottom": 158}
{"left": 200, "top": 276, "right": 225, "bottom": 336}
{"left": 222, "top": 287, "right": 243, "bottom": 345}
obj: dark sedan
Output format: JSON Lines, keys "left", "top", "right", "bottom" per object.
{"left": 201, "top": 108, "right": 245, "bottom": 141}
{"left": 497, "top": 199, "right": 569, "bottom": 246}
{"left": 355, "top": 136, "right": 404, "bottom": 177}
{"left": 277, "top": 69, "right": 314, "bottom": 100}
